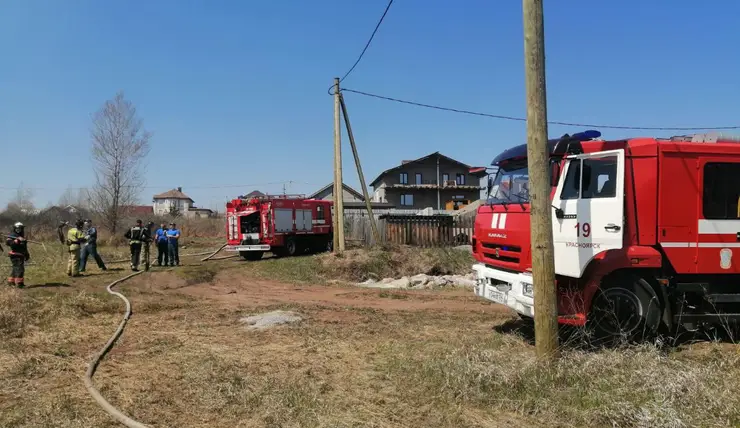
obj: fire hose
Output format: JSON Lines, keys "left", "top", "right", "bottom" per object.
{"left": 84, "top": 244, "right": 229, "bottom": 426}
{"left": 84, "top": 270, "right": 150, "bottom": 428}
{"left": 200, "top": 243, "right": 227, "bottom": 261}
{"left": 107, "top": 247, "right": 224, "bottom": 264}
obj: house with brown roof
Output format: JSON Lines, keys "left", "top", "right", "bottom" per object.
{"left": 369, "top": 152, "right": 487, "bottom": 210}
{"left": 308, "top": 182, "right": 395, "bottom": 212}
{"left": 152, "top": 187, "right": 213, "bottom": 218}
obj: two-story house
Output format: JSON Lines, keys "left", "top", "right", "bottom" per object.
{"left": 152, "top": 187, "right": 213, "bottom": 218}
{"left": 369, "top": 152, "right": 487, "bottom": 210}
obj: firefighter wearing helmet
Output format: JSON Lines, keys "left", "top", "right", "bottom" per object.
{"left": 6, "top": 222, "right": 30, "bottom": 288}
{"left": 66, "top": 219, "right": 87, "bottom": 277}
{"left": 124, "top": 219, "right": 149, "bottom": 271}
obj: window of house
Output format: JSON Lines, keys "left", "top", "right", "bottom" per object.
{"left": 703, "top": 162, "right": 740, "bottom": 219}
{"left": 415, "top": 173, "right": 422, "bottom": 185}
{"left": 399, "top": 172, "right": 408, "bottom": 184}
{"left": 400, "top": 194, "right": 414, "bottom": 206}
{"left": 560, "top": 156, "right": 618, "bottom": 200}
{"left": 456, "top": 173, "right": 466, "bottom": 185}
{"left": 442, "top": 173, "right": 449, "bottom": 183}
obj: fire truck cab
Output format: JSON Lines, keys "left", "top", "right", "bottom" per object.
{"left": 225, "top": 194, "right": 333, "bottom": 260}
{"left": 473, "top": 130, "right": 740, "bottom": 338}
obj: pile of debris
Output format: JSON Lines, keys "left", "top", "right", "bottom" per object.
{"left": 240, "top": 310, "right": 303, "bottom": 330}
{"left": 357, "top": 273, "right": 476, "bottom": 290}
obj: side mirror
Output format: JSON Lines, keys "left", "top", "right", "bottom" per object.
{"left": 553, "top": 206, "right": 564, "bottom": 219}
{"left": 487, "top": 176, "right": 494, "bottom": 193}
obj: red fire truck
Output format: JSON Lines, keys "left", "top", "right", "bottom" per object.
{"left": 225, "top": 194, "right": 333, "bottom": 260}
{"left": 473, "top": 130, "right": 740, "bottom": 339}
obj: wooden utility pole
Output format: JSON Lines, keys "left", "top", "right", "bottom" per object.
{"left": 523, "top": 0, "right": 559, "bottom": 359}
{"left": 333, "top": 77, "right": 346, "bottom": 253}
{"left": 338, "top": 93, "right": 381, "bottom": 245}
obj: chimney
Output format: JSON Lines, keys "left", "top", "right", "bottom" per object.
{"left": 177, "top": 187, "right": 182, "bottom": 192}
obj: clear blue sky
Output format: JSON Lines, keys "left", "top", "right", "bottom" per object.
{"left": 1, "top": 0, "right": 738, "bottom": 211}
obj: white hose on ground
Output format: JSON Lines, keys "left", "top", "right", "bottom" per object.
{"left": 84, "top": 270, "right": 150, "bottom": 428}
{"left": 200, "top": 243, "right": 227, "bottom": 262}
{"left": 108, "top": 246, "right": 226, "bottom": 264}
{"left": 205, "top": 254, "right": 238, "bottom": 261}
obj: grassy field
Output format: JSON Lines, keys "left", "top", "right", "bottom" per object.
{"left": 1, "top": 241, "right": 739, "bottom": 427}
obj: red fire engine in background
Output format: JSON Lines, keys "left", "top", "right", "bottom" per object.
{"left": 473, "top": 130, "right": 740, "bottom": 339}
{"left": 225, "top": 194, "right": 333, "bottom": 260}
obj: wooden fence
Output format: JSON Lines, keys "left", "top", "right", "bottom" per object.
{"left": 343, "top": 210, "right": 475, "bottom": 247}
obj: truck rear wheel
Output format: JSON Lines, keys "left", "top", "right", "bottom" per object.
{"left": 240, "top": 251, "right": 264, "bottom": 261}
{"left": 588, "top": 274, "right": 662, "bottom": 343}
{"left": 285, "top": 238, "right": 298, "bottom": 257}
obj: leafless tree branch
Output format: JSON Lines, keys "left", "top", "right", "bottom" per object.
{"left": 88, "top": 91, "right": 151, "bottom": 233}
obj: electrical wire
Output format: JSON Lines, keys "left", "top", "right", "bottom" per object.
{"left": 340, "top": 88, "right": 740, "bottom": 131}
{"left": 328, "top": 0, "right": 394, "bottom": 94}
{"left": 0, "top": 180, "right": 322, "bottom": 191}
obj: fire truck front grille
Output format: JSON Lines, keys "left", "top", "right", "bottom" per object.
{"left": 481, "top": 242, "right": 521, "bottom": 264}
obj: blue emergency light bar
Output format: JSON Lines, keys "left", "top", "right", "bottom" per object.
{"left": 491, "top": 130, "right": 602, "bottom": 166}
{"left": 570, "top": 130, "right": 601, "bottom": 141}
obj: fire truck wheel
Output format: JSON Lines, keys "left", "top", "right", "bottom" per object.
{"left": 285, "top": 238, "right": 298, "bottom": 257}
{"left": 588, "top": 274, "right": 662, "bottom": 342}
{"left": 240, "top": 251, "right": 263, "bottom": 261}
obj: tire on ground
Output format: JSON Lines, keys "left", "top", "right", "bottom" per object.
{"left": 285, "top": 237, "right": 298, "bottom": 257}
{"left": 587, "top": 273, "right": 662, "bottom": 343}
{"left": 240, "top": 251, "right": 263, "bottom": 261}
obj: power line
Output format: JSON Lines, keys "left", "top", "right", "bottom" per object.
{"left": 329, "top": 0, "right": 394, "bottom": 94}
{"left": 0, "top": 181, "right": 323, "bottom": 191}
{"left": 340, "top": 88, "right": 740, "bottom": 131}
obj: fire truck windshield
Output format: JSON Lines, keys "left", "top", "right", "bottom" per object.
{"left": 487, "top": 165, "right": 530, "bottom": 204}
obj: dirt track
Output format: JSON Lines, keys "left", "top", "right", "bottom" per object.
{"left": 143, "top": 269, "right": 511, "bottom": 315}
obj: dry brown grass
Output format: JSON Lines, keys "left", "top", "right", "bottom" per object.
{"left": 1, "top": 244, "right": 739, "bottom": 427}
{"left": 5, "top": 215, "right": 223, "bottom": 244}
{"left": 316, "top": 245, "right": 474, "bottom": 282}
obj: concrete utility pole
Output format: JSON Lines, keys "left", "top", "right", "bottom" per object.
{"left": 338, "top": 93, "right": 381, "bottom": 245}
{"left": 522, "top": 0, "right": 559, "bottom": 360}
{"left": 333, "top": 77, "right": 346, "bottom": 253}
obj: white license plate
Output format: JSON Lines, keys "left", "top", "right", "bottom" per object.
{"left": 487, "top": 288, "right": 506, "bottom": 304}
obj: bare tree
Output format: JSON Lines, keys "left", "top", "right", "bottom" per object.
{"left": 89, "top": 91, "right": 151, "bottom": 233}
{"left": 58, "top": 187, "right": 91, "bottom": 209}
{"left": 7, "top": 182, "right": 36, "bottom": 213}
{"left": 2, "top": 183, "right": 36, "bottom": 225}
{"left": 168, "top": 204, "right": 181, "bottom": 218}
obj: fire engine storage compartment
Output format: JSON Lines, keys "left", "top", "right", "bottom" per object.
{"left": 380, "top": 213, "right": 457, "bottom": 247}
{"left": 274, "top": 208, "right": 313, "bottom": 232}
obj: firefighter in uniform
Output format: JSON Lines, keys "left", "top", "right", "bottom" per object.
{"left": 6, "top": 222, "right": 30, "bottom": 288}
{"left": 124, "top": 219, "right": 149, "bottom": 271}
{"left": 66, "top": 219, "right": 87, "bottom": 277}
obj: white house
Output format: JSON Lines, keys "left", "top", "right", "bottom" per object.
{"left": 152, "top": 187, "right": 214, "bottom": 218}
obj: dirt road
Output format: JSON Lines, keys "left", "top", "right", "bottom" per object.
{"left": 146, "top": 269, "right": 510, "bottom": 315}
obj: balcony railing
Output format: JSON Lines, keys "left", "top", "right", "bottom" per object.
{"left": 387, "top": 181, "right": 481, "bottom": 190}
